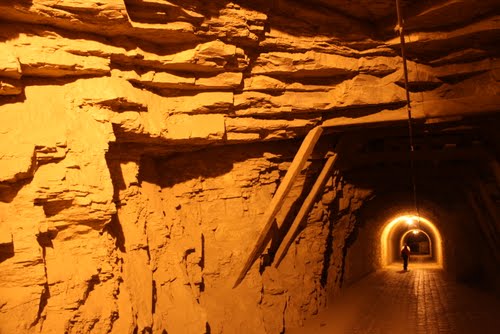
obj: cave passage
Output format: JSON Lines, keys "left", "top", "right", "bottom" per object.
{"left": 288, "top": 214, "right": 500, "bottom": 334}
{"left": 403, "top": 229, "right": 431, "bottom": 255}
{"left": 282, "top": 174, "right": 500, "bottom": 334}
{"left": 380, "top": 214, "right": 443, "bottom": 268}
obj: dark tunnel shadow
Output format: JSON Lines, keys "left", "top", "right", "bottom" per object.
{"left": 320, "top": 191, "right": 341, "bottom": 288}
{"left": 102, "top": 214, "right": 126, "bottom": 252}
{"left": 0, "top": 91, "right": 26, "bottom": 107}
{"left": 0, "top": 242, "right": 14, "bottom": 263}
{"left": 103, "top": 149, "right": 132, "bottom": 252}
{"left": 148, "top": 139, "right": 307, "bottom": 188}
{"left": 0, "top": 178, "right": 33, "bottom": 203}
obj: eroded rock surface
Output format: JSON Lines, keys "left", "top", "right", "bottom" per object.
{"left": 0, "top": 0, "right": 499, "bottom": 333}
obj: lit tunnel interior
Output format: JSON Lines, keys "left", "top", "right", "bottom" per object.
{"left": 380, "top": 214, "right": 443, "bottom": 268}
{"left": 340, "top": 183, "right": 495, "bottom": 289}
{"left": 401, "top": 229, "right": 432, "bottom": 256}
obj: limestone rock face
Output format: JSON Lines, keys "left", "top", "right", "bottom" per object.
{"left": 0, "top": 0, "right": 499, "bottom": 333}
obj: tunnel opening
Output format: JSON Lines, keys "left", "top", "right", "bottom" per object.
{"left": 380, "top": 214, "right": 443, "bottom": 268}
{"left": 402, "top": 229, "right": 431, "bottom": 255}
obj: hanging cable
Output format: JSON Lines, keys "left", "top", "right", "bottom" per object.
{"left": 395, "top": 0, "right": 420, "bottom": 224}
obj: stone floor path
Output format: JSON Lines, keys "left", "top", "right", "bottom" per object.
{"left": 288, "top": 264, "right": 500, "bottom": 334}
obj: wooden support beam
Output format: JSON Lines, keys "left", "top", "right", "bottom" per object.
{"left": 233, "top": 126, "right": 324, "bottom": 288}
{"left": 320, "top": 96, "right": 500, "bottom": 129}
{"left": 273, "top": 153, "right": 338, "bottom": 267}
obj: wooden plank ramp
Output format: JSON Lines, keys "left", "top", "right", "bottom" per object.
{"left": 233, "top": 126, "right": 323, "bottom": 288}
{"left": 273, "top": 152, "right": 338, "bottom": 267}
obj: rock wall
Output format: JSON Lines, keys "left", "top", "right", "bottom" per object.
{"left": 103, "top": 142, "right": 374, "bottom": 334}
{"left": 0, "top": 0, "right": 499, "bottom": 333}
{"left": 0, "top": 136, "right": 371, "bottom": 333}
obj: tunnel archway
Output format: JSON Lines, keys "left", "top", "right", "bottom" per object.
{"left": 380, "top": 214, "right": 443, "bottom": 267}
{"left": 342, "top": 189, "right": 493, "bottom": 288}
{"left": 401, "top": 229, "right": 432, "bottom": 256}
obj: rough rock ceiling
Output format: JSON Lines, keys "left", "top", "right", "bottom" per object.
{"left": 0, "top": 0, "right": 498, "bottom": 154}
{"left": 306, "top": 0, "right": 496, "bottom": 24}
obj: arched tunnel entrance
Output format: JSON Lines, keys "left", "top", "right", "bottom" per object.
{"left": 402, "top": 229, "right": 432, "bottom": 256}
{"left": 339, "top": 175, "right": 497, "bottom": 291}
{"left": 380, "top": 214, "right": 443, "bottom": 268}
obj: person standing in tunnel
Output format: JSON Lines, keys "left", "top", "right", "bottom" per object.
{"left": 401, "top": 243, "right": 411, "bottom": 271}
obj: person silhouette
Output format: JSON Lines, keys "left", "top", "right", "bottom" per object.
{"left": 401, "top": 243, "right": 411, "bottom": 271}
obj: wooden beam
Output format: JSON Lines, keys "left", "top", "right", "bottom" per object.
{"left": 320, "top": 95, "right": 500, "bottom": 129}
{"left": 273, "top": 153, "right": 338, "bottom": 267}
{"left": 233, "top": 126, "right": 323, "bottom": 288}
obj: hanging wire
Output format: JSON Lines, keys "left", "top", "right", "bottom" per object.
{"left": 395, "top": 0, "right": 420, "bottom": 225}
